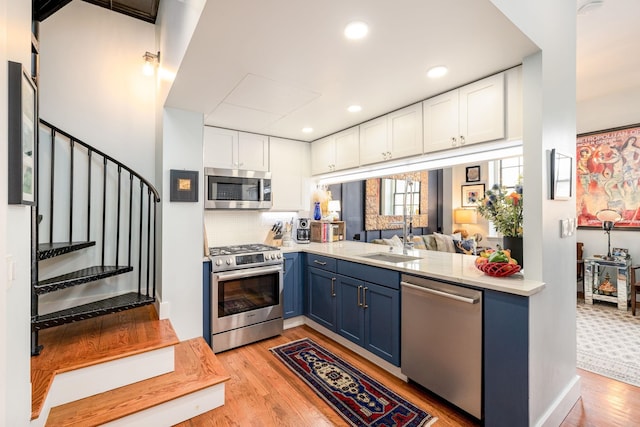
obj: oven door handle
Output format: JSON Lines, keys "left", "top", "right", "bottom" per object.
{"left": 214, "top": 265, "right": 282, "bottom": 281}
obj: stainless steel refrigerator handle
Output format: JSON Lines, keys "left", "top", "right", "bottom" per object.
{"left": 401, "top": 281, "right": 479, "bottom": 304}
{"left": 216, "top": 265, "right": 282, "bottom": 281}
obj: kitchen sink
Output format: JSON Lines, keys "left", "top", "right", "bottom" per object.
{"left": 358, "top": 252, "right": 422, "bottom": 263}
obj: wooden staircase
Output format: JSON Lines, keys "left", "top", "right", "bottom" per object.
{"left": 31, "top": 305, "right": 230, "bottom": 426}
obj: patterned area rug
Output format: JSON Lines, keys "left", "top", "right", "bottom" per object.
{"left": 576, "top": 302, "right": 640, "bottom": 387}
{"left": 271, "top": 338, "right": 436, "bottom": 427}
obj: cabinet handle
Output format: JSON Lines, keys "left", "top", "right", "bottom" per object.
{"left": 331, "top": 277, "right": 336, "bottom": 297}
{"left": 451, "top": 137, "right": 457, "bottom": 146}
{"left": 357, "top": 285, "right": 363, "bottom": 307}
{"left": 459, "top": 135, "right": 465, "bottom": 146}
{"left": 313, "top": 260, "right": 327, "bottom": 266}
{"left": 387, "top": 151, "right": 392, "bottom": 159}
{"left": 363, "top": 287, "right": 369, "bottom": 309}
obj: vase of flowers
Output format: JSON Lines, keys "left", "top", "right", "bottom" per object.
{"left": 477, "top": 184, "right": 524, "bottom": 266}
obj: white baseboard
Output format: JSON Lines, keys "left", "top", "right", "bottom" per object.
{"left": 156, "top": 298, "right": 170, "bottom": 319}
{"left": 534, "top": 374, "right": 581, "bottom": 427}
{"left": 283, "top": 316, "right": 305, "bottom": 329}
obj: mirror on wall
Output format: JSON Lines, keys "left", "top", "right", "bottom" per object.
{"left": 379, "top": 178, "right": 421, "bottom": 216}
{"left": 365, "top": 171, "right": 428, "bottom": 231}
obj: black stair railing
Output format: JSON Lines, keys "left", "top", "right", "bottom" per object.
{"left": 32, "top": 119, "right": 160, "bottom": 355}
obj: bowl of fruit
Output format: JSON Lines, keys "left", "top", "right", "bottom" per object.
{"left": 474, "top": 249, "right": 521, "bottom": 277}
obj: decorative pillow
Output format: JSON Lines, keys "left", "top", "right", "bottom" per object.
{"left": 411, "top": 236, "right": 426, "bottom": 250}
{"left": 422, "top": 235, "right": 438, "bottom": 251}
{"left": 382, "top": 234, "right": 404, "bottom": 248}
{"left": 454, "top": 238, "right": 476, "bottom": 255}
{"left": 371, "top": 239, "right": 386, "bottom": 245}
{"left": 433, "top": 232, "right": 456, "bottom": 253}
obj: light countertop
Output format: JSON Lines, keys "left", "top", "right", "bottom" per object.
{"left": 281, "top": 240, "right": 545, "bottom": 297}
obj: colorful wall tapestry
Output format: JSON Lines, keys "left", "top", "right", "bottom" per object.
{"left": 577, "top": 124, "right": 640, "bottom": 228}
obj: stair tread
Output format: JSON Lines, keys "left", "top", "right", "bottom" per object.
{"left": 31, "top": 305, "right": 179, "bottom": 420}
{"left": 37, "top": 241, "right": 96, "bottom": 260}
{"left": 32, "top": 292, "right": 155, "bottom": 331}
{"left": 45, "top": 337, "right": 230, "bottom": 427}
{"left": 36, "top": 265, "right": 134, "bottom": 294}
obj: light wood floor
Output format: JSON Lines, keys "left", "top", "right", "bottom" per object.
{"left": 176, "top": 325, "right": 640, "bottom": 427}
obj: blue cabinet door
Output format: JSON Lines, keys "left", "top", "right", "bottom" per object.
{"left": 363, "top": 282, "right": 400, "bottom": 365}
{"left": 307, "top": 266, "right": 337, "bottom": 331}
{"left": 283, "top": 253, "right": 303, "bottom": 318}
{"left": 203, "top": 260, "right": 212, "bottom": 347}
{"left": 336, "top": 275, "right": 365, "bottom": 346}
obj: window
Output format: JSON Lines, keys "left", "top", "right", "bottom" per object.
{"left": 485, "top": 156, "right": 523, "bottom": 236}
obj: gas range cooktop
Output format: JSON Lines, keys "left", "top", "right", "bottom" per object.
{"left": 208, "top": 243, "right": 282, "bottom": 271}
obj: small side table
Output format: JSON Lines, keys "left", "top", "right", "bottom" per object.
{"left": 584, "top": 256, "right": 632, "bottom": 311}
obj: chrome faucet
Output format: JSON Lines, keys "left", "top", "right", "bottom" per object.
{"left": 402, "top": 178, "right": 415, "bottom": 253}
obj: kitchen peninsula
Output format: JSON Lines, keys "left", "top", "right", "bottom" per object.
{"left": 278, "top": 240, "right": 544, "bottom": 426}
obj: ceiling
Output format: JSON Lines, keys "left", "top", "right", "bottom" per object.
{"left": 163, "top": 0, "right": 638, "bottom": 143}
{"left": 576, "top": 0, "right": 640, "bottom": 102}
{"left": 165, "top": 0, "right": 539, "bottom": 142}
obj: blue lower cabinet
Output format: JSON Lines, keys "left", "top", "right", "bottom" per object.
{"left": 336, "top": 274, "right": 400, "bottom": 366}
{"left": 283, "top": 253, "right": 303, "bottom": 319}
{"left": 307, "top": 266, "right": 337, "bottom": 331}
{"left": 203, "top": 260, "right": 212, "bottom": 347}
{"left": 336, "top": 275, "right": 366, "bottom": 346}
{"left": 363, "top": 282, "right": 400, "bottom": 366}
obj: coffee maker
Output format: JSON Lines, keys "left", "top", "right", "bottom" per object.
{"left": 296, "top": 218, "right": 310, "bottom": 243}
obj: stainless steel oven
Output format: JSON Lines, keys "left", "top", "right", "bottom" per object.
{"left": 209, "top": 244, "right": 283, "bottom": 353}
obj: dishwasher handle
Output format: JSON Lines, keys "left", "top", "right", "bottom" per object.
{"left": 401, "top": 281, "right": 479, "bottom": 304}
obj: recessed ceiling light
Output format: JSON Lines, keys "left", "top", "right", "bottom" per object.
{"left": 302, "top": 127, "right": 314, "bottom": 134}
{"left": 347, "top": 105, "right": 362, "bottom": 113}
{"left": 427, "top": 66, "right": 448, "bottom": 79}
{"left": 344, "top": 21, "right": 369, "bottom": 40}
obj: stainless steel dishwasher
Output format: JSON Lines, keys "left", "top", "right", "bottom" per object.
{"left": 401, "top": 275, "right": 482, "bottom": 419}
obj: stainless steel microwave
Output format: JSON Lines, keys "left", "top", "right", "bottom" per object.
{"left": 204, "top": 168, "right": 272, "bottom": 210}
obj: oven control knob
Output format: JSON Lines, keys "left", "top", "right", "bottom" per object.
{"left": 270, "top": 254, "right": 276, "bottom": 260}
{"left": 215, "top": 259, "right": 222, "bottom": 267}
{"left": 226, "top": 259, "right": 232, "bottom": 265}
{"left": 276, "top": 253, "right": 282, "bottom": 259}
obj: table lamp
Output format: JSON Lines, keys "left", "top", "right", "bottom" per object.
{"left": 454, "top": 208, "right": 477, "bottom": 239}
{"left": 595, "top": 209, "right": 622, "bottom": 261}
{"left": 328, "top": 200, "right": 341, "bottom": 221}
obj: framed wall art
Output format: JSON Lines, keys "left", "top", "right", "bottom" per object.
{"left": 170, "top": 169, "right": 199, "bottom": 202}
{"left": 461, "top": 184, "right": 485, "bottom": 207}
{"left": 550, "top": 148, "right": 572, "bottom": 200}
{"left": 465, "top": 165, "right": 481, "bottom": 182}
{"left": 576, "top": 123, "right": 640, "bottom": 229}
{"left": 8, "top": 61, "right": 37, "bottom": 205}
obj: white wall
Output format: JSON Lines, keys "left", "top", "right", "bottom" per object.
{"left": 39, "top": 1, "right": 156, "bottom": 181}
{"left": 491, "top": 1, "right": 579, "bottom": 426}
{"left": 160, "top": 108, "right": 204, "bottom": 339}
{"left": 2, "top": 0, "right": 35, "bottom": 424}
{"left": 576, "top": 87, "right": 640, "bottom": 271}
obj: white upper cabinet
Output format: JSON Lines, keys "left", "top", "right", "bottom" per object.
{"left": 270, "top": 137, "right": 310, "bottom": 211}
{"left": 424, "top": 73, "right": 505, "bottom": 153}
{"left": 387, "top": 103, "right": 423, "bottom": 160}
{"left": 203, "top": 127, "right": 269, "bottom": 171}
{"left": 360, "top": 103, "right": 423, "bottom": 166}
{"left": 311, "top": 126, "right": 359, "bottom": 175}
{"left": 505, "top": 66, "right": 523, "bottom": 141}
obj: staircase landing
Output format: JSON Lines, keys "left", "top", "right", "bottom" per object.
{"left": 31, "top": 305, "right": 178, "bottom": 420}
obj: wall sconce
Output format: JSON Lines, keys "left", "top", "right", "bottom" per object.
{"left": 595, "top": 209, "right": 622, "bottom": 260}
{"left": 142, "top": 51, "right": 160, "bottom": 76}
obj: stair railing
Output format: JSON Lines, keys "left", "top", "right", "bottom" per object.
{"left": 33, "top": 119, "right": 160, "bottom": 354}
